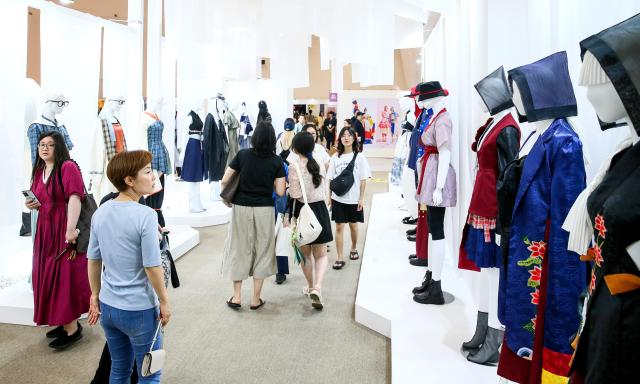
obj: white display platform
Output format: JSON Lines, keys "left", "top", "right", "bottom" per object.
{"left": 163, "top": 178, "right": 231, "bottom": 227}
{"left": 0, "top": 224, "right": 199, "bottom": 326}
{"left": 355, "top": 192, "right": 499, "bottom": 383}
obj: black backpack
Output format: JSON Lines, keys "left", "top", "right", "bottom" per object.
{"left": 330, "top": 152, "right": 358, "bottom": 196}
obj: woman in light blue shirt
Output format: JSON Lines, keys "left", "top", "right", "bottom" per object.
{"left": 87, "top": 150, "right": 170, "bottom": 383}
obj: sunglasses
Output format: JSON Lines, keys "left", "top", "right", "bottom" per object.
{"left": 46, "top": 100, "right": 69, "bottom": 107}
{"left": 110, "top": 99, "right": 126, "bottom": 105}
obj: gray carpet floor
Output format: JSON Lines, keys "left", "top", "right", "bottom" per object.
{"left": 0, "top": 172, "right": 390, "bottom": 384}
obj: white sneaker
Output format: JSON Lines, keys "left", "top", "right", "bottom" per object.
{"left": 302, "top": 287, "right": 311, "bottom": 296}
{"left": 309, "top": 289, "right": 323, "bottom": 310}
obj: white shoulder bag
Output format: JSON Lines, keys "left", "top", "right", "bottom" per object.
{"left": 291, "top": 162, "right": 322, "bottom": 246}
{"left": 141, "top": 322, "right": 166, "bottom": 377}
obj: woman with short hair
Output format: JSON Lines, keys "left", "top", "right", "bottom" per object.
{"left": 87, "top": 150, "right": 170, "bottom": 383}
{"left": 221, "top": 121, "right": 286, "bottom": 310}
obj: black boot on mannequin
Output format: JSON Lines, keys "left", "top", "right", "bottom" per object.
{"left": 413, "top": 280, "right": 444, "bottom": 305}
{"left": 467, "top": 326, "right": 503, "bottom": 365}
{"left": 462, "top": 311, "right": 488, "bottom": 350}
{"left": 411, "top": 270, "right": 432, "bottom": 294}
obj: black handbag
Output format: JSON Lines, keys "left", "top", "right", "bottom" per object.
{"left": 61, "top": 159, "right": 98, "bottom": 254}
{"left": 329, "top": 152, "right": 358, "bottom": 196}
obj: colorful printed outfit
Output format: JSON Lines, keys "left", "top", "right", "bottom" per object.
{"left": 498, "top": 118, "right": 586, "bottom": 384}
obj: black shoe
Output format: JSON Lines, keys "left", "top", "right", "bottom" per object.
{"left": 408, "top": 254, "right": 417, "bottom": 260}
{"left": 412, "top": 270, "right": 432, "bottom": 294}
{"left": 407, "top": 234, "right": 416, "bottom": 242}
{"left": 409, "top": 257, "right": 428, "bottom": 266}
{"left": 46, "top": 326, "right": 66, "bottom": 339}
{"left": 467, "top": 327, "right": 503, "bottom": 365}
{"left": 462, "top": 311, "right": 488, "bottom": 350}
{"left": 406, "top": 227, "right": 417, "bottom": 236}
{"left": 402, "top": 216, "right": 418, "bottom": 225}
{"left": 49, "top": 323, "right": 83, "bottom": 350}
{"left": 275, "top": 273, "right": 287, "bottom": 285}
{"left": 413, "top": 280, "right": 445, "bottom": 305}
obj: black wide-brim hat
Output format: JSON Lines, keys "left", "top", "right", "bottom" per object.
{"left": 580, "top": 13, "right": 640, "bottom": 134}
{"left": 415, "top": 81, "right": 449, "bottom": 101}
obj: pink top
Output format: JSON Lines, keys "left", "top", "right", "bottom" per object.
{"left": 415, "top": 110, "right": 457, "bottom": 207}
{"left": 288, "top": 158, "right": 327, "bottom": 203}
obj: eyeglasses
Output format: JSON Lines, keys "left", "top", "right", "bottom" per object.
{"left": 46, "top": 100, "right": 69, "bottom": 107}
{"left": 110, "top": 99, "right": 126, "bottom": 105}
{"left": 38, "top": 143, "right": 56, "bottom": 149}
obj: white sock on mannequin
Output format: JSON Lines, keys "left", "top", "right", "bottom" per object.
{"left": 188, "top": 182, "right": 205, "bottom": 211}
{"left": 473, "top": 269, "right": 491, "bottom": 313}
{"left": 429, "top": 239, "right": 445, "bottom": 281}
{"left": 487, "top": 268, "right": 503, "bottom": 329}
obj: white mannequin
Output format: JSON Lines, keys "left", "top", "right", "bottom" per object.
{"left": 90, "top": 96, "right": 124, "bottom": 197}
{"left": 416, "top": 95, "right": 451, "bottom": 282}
{"left": 398, "top": 93, "right": 418, "bottom": 215}
{"left": 38, "top": 92, "right": 67, "bottom": 125}
{"left": 581, "top": 55, "right": 640, "bottom": 265}
{"left": 179, "top": 108, "right": 206, "bottom": 212}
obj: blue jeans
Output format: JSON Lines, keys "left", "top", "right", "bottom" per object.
{"left": 100, "top": 302, "right": 163, "bottom": 383}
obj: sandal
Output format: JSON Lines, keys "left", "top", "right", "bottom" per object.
{"left": 349, "top": 250, "right": 360, "bottom": 260}
{"left": 250, "top": 298, "right": 266, "bottom": 310}
{"left": 332, "top": 260, "right": 346, "bottom": 270}
{"left": 226, "top": 297, "right": 241, "bottom": 309}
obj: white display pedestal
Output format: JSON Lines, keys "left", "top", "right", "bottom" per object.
{"left": 355, "top": 192, "right": 498, "bottom": 383}
{"left": 163, "top": 178, "right": 231, "bottom": 227}
{"left": 0, "top": 224, "right": 199, "bottom": 326}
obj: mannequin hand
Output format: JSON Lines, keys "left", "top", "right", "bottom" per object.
{"left": 25, "top": 199, "right": 40, "bottom": 210}
{"left": 495, "top": 234, "right": 501, "bottom": 247}
{"left": 432, "top": 188, "right": 443, "bottom": 206}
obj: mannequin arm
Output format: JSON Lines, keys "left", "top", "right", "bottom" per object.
{"left": 432, "top": 146, "right": 450, "bottom": 206}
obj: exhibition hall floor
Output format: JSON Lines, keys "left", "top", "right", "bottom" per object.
{"left": 0, "top": 173, "right": 389, "bottom": 384}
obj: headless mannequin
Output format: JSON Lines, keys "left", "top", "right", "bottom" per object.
{"left": 583, "top": 72, "right": 640, "bottom": 263}
{"left": 418, "top": 96, "right": 450, "bottom": 284}
{"left": 180, "top": 108, "right": 206, "bottom": 212}
{"left": 90, "top": 98, "right": 124, "bottom": 198}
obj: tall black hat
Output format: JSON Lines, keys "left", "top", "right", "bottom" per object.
{"left": 475, "top": 66, "right": 514, "bottom": 115}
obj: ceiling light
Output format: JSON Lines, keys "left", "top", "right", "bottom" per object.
{"left": 59, "top": 0, "right": 75, "bottom": 5}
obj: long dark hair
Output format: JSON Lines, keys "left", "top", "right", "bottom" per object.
{"left": 251, "top": 121, "right": 277, "bottom": 156}
{"left": 31, "top": 131, "right": 70, "bottom": 196}
{"left": 292, "top": 132, "right": 322, "bottom": 188}
{"left": 336, "top": 127, "right": 359, "bottom": 157}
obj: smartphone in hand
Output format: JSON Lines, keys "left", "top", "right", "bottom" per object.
{"left": 22, "top": 190, "right": 40, "bottom": 205}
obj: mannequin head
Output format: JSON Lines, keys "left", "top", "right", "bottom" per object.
{"left": 146, "top": 96, "right": 164, "bottom": 114}
{"left": 476, "top": 90, "right": 489, "bottom": 114}
{"left": 415, "top": 81, "right": 448, "bottom": 111}
{"left": 101, "top": 96, "right": 125, "bottom": 118}
{"left": 474, "top": 66, "right": 514, "bottom": 116}
{"left": 579, "top": 13, "right": 640, "bottom": 137}
{"left": 508, "top": 51, "right": 577, "bottom": 123}
{"left": 42, "top": 91, "right": 68, "bottom": 118}
{"left": 511, "top": 81, "right": 526, "bottom": 117}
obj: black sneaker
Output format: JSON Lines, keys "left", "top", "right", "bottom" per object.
{"left": 46, "top": 326, "right": 66, "bottom": 339}
{"left": 275, "top": 273, "right": 287, "bottom": 285}
{"left": 407, "top": 234, "right": 416, "bottom": 242}
{"left": 406, "top": 227, "right": 417, "bottom": 236}
{"left": 49, "top": 323, "right": 83, "bottom": 350}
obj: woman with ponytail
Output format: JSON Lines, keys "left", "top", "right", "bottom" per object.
{"left": 285, "top": 132, "right": 333, "bottom": 310}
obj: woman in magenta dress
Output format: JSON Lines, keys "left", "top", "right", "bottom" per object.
{"left": 26, "top": 131, "right": 91, "bottom": 350}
